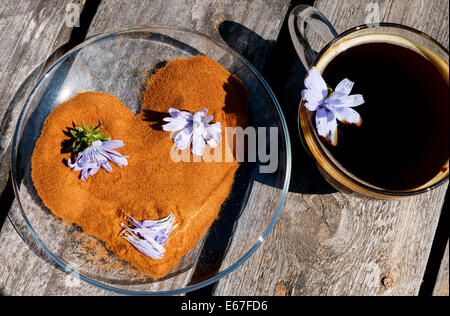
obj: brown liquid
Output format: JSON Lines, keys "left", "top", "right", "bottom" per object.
{"left": 322, "top": 42, "right": 449, "bottom": 190}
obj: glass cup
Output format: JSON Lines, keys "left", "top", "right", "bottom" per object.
{"left": 289, "top": 5, "right": 449, "bottom": 199}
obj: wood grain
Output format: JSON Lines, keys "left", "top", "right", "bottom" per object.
{"left": 214, "top": 0, "right": 449, "bottom": 296}
{"left": 433, "top": 242, "right": 449, "bottom": 296}
{"left": 0, "top": 0, "right": 88, "bottom": 296}
{"left": 0, "top": 0, "right": 85, "bottom": 196}
{"left": 0, "top": 0, "right": 290, "bottom": 295}
{"left": 1, "top": 0, "right": 447, "bottom": 297}
{"left": 0, "top": 0, "right": 87, "bottom": 296}
{"left": 87, "top": 0, "right": 290, "bottom": 72}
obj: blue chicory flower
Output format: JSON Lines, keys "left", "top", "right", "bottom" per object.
{"left": 67, "top": 140, "right": 129, "bottom": 181}
{"left": 162, "top": 108, "right": 222, "bottom": 156}
{"left": 301, "top": 67, "right": 365, "bottom": 146}
{"left": 120, "top": 213, "right": 178, "bottom": 259}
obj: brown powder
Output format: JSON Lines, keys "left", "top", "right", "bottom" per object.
{"left": 31, "top": 56, "right": 249, "bottom": 279}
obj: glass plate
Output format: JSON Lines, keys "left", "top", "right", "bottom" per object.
{"left": 11, "top": 25, "right": 291, "bottom": 295}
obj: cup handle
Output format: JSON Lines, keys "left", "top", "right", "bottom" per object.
{"left": 288, "top": 5, "right": 338, "bottom": 69}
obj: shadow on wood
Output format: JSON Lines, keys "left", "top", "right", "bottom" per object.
{"left": 219, "top": 19, "right": 336, "bottom": 196}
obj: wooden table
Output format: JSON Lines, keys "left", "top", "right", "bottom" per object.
{"left": 0, "top": 0, "right": 448, "bottom": 296}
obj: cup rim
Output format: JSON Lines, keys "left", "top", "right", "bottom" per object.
{"left": 298, "top": 22, "right": 449, "bottom": 198}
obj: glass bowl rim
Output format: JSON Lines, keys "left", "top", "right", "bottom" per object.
{"left": 10, "top": 24, "right": 292, "bottom": 295}
{"left": 298, "top": 23, "right": 449, "bottom": 198}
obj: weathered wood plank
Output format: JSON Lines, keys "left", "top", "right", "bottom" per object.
{"left": 1, "top": 0, "right": 290, "bottom": 295}
{"left": 433, "top": 242, "right": 449, "bottom": 296}
{"left": 214, "top": 0, "right": 449, "bottom": 296}
{"left": 87, "top": 0, "right": 290, "bottom": 72}
{"left": 0, "top": 0, "right": 87, "bottom": 296}
{"left": 0, "top": 0, "right": 84, "bottom": 197}
{"left": 0, "top": 209, "right": 115, "bottom": 296}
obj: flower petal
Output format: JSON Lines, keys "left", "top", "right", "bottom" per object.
{"left": 326, "top": 110, "right": 338, "bottom": 146}
{"left": 88, "top": 164, "right": 100, "bottom": 177}
{"left": 100, "top": 149, "right": 129, "bottom": 167}
{"left": 325, "top": 91, "right": 345, "bottom": 105}
{"left": 205, "top": 122, "right": 222, "bottom": 142}
{"left": 192, "top": 132, "right": 206, "bottom": 156}
{"left": 162, "top": 117, "right": 190, "bottom": 132}
{"left": 206, "top": 139, "right": 218, "bottom": 148}
{"left": 67, "top": 158, "right": 76, "bottom": 169}
{"left": 100, "top": 140, "right": 125, "bottom": 150}
{"left": 78, "top": 149, "right": 105, "bottom": 169}
{"left": 120, "top": 214, "right": 178, "bottom": 260}
{"left": 304, "top": 67, "right": 328, "bottom": 97}
{"left": 80, "top": 168, "right": 90, "bottom": 181}
{"left": 101, "top": 161, "right": 113, "bottom": 173}
{"left": 174, "top": 126, "right": 193, "bottom": 150}
{"left": 168, "top": 108, "right": 192, "bottom": 120}
{"left": 91, "top": 140, "right": 103, "bottom": 148}
{"left": 204, "top": 115, "right": 214, "bottom": 124}
{"left": 302, "top": 89, "right": 323, "bottom": 111}
{"left": 197, "top": 109, "right": 208, "bottom": 117}
{"left": 302, "top": 67, "right": 328, "bottom": 111}
{"left": 337, "top": 94, "right": 365, "bottom": 108}
{"left": 164, "top": 108, "right": 223, "bottom": 156}
{"left": 335, "top": 78, "right": 354, "bottom": 96}
{"left": 327, "top": 94, "right": 364, "bottom": 107}
{"left": 68, "top": 139, "right": 129, "bottom": 180}
{"left": 302, "top": 67, "right": 364, "bottom": 147}
{"left": 315, "top": 107, "right": 329, "bottom": 138}
{"left": 333, "top": 107, "right": 362, "bottom": 126}
{"left": 130, "top": 214, "right": 177, "bottom": 232}
{"left": 121, "top": 232, "right": 165, "bottom": 259}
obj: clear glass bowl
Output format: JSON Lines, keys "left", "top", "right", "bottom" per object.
{"left": 11, "top": 25, "right": 291, "bottom": 295}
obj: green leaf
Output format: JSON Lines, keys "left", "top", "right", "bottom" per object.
{"left": 66, "top": 119, "right": 111, "bottom": 154}
{"left": 97, "top": 134, "right": 111, "bottom": 141}
{"left": 327, "top": 87, "right": 335, "bottom": 99}
{"left": 95, "top": 119, "right": 103, "bottom": 130}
